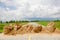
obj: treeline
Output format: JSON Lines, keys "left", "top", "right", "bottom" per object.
{"left": 0, "top": 20, "right": 60, "bottom": 23}
{"left": 53, "top": 20, "right": 60, "bottom": 22}
{"left": 0, "top": 20, "right": 29, "bottom": 23}
{"left": 0, "top": 20, "right": 44, "bottom": 23}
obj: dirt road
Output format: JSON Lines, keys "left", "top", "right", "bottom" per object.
{"left": 0, "top": 33, "right": 60, "bottom": 40}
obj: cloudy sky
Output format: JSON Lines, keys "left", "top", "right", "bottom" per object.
{"left": 0, "top": 0, "right": 60, "bottom": 21}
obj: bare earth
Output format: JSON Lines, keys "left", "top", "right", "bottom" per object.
{"left": 0, "top": 33, "right": 60, "bottom": 40}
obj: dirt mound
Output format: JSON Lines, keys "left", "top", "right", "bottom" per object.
{"left": 3, "top": 22, "right": 60, "bottom": 35}
{"left": 3, "top": 25, "right": 13, "bottom": 34}
{"left": 3, "top": 23, "right": 22, "bottom": 35}
{"left": 46, "top": 22, "right": 56, "bottom": 33}
{"left": 17, "top": 22, "right": 42, "bottom": 34}
{"left": 32, "top": 25, "right": 42, "bottom": 33}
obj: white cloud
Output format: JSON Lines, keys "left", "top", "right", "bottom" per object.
{"left": 0, "top": 0, "right": 60, "bottom": 21}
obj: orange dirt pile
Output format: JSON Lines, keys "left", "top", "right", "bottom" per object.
{"left": 3, "top": 22, "right": 60, "bottom": 35}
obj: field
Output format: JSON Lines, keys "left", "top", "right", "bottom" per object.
{"left": 0, "top": 21, "right": 60, "bottom": 33}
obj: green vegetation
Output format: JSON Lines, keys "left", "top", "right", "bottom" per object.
{"left": 0, "top": 20, "right": 60, "bottom": 33}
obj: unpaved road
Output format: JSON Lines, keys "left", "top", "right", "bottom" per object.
{"left": 0, "top": 33, "right": 60, "bottom": 40}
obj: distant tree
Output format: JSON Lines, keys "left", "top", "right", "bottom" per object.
{"left": 8, "top": 20, "right": 15, "bottom": 23}
{"left": 6, "top": 21, "right": 9, "bottom": 23}
{"left": 0, "top": 21, "right": 2, "bottom": 23}
{"left": 54, "top": 20, "right": 60, "bottom": 22}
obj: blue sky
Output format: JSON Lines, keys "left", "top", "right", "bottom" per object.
{"left": 0, "top": 0, "right": 60, "bottom": 21}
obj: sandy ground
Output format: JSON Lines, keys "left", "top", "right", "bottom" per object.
{"left": 0, "top": 33, "right": 60, "bottom": 40}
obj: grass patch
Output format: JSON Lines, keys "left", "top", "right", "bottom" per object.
{"left": 36, "top": 21, "right": 49, "bottom": 26}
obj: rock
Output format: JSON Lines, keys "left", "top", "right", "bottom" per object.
{"left": 54, "top": 28, "right": 60, "bottom": 33}
{"left": 17, "top": 25, "right": 28, "bottom": 34}
{"left": 32, "top": 25, "right": 42, "bottom": 33}
{"left": 27, "top": 22, "right": 42, "bottom": 33}
{"left": 3, "top": 24, "right": 22, "bottom": 35}
{"left": 46, "top": 22, "right": 56, "bottom": 33}
{"left": 3, "top": 26, "right": 13, "bottom": 34}
{"left": 13, "top": 24, "right": 22, "bottom": 31}
{"left": 26, "top": 25, "right": 33, "bottom": 33}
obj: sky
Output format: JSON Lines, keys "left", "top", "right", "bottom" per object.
{"left": 0, "top": 0, "right": 60, "bottom": 21}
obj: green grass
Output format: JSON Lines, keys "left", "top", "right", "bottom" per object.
{"left": 36, "top": 21, "right": 49, "bottom": 26}
{"left": 55, "top": 22, "right": 60, "bottom": 29}
{"left": 0, "top": 21, "right": 60, "bottom": 33}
